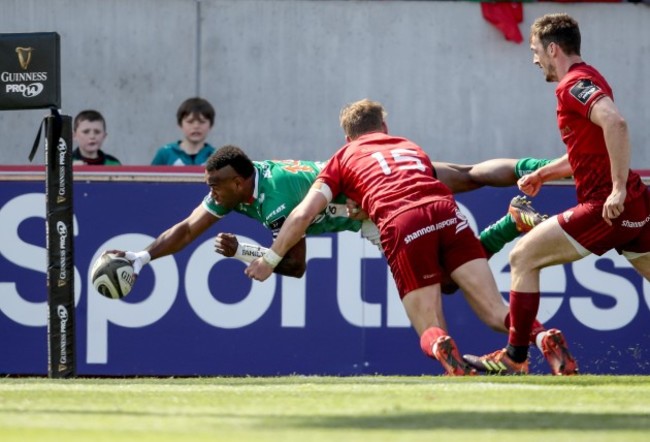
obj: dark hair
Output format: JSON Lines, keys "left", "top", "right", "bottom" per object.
{"left": 530, "top": 13, "right": 581, "bottom": 56}
{"left": 74, "top": 109, "right": 106, "bottom": 131}
{"left": 176, "top": 97, "right": 216, "bottom": 127}
{"left": 206, "top": 145, "right": 255, "bottom": 178}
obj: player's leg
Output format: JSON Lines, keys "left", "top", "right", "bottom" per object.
{"left": 509, "top": 216, "right": 582, "bottom": 291}
{"left": 464, "top": 216, "right": 581, "bottom": 375}
{"left": 440, "top": 206, "right": 529, "bottom": 375}
{"left": 627, "top": 253, "right": 650, "bottom": 280}
{"left": 442, "top": 194, "right": 547, "bottom": 296}
{"left": 622, "top": 203, "right": 650, "bottom": 281}
{"left": 387, "top": 203, "right": 475, "bottom": 375}
{"left": 449, "top": 257, "right": 509, "bottom": 333}
{"left": 402, "top": 285, "right": 474, "bottom": 376}
{"left": 480, "top": 195, "right": 548, "bottom": 256}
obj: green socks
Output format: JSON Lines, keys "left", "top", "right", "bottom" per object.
{"left": 479, "top": 214, "right": 520, "bottom": 254}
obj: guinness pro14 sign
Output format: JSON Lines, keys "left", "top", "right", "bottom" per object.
{"left": 0, "top": 32, "right": 61, "bottom": 110}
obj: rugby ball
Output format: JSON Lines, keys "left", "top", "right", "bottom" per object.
{"left": 91, "top": 253, "right": 135, "bottom": 299}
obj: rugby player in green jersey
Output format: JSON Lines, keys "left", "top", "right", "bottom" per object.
{"left": 117, "top": 144, "right": 552, "bottom": 280}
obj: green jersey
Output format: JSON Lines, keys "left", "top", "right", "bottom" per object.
{"left": 202, "top": 160, "right": 361, "bottom": 236}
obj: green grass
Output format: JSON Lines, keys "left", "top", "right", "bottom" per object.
{"left": 1, "top": 376, "right": 649, "bottom": 441}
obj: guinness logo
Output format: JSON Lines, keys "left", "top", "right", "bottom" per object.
{"left": 15, "top": 46, "right": 34, "bottom": 70}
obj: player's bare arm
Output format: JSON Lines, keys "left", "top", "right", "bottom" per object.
{"left": 432, "top": 162, "right": 480, "bottom": 193}
{"left": 433, "top": 159, "right": 521, "bottom": 194}
{"left": 589, "top": 96, "right": 630, "bottom": 224}
{"left": 111, "top": 204, "right": 218, "bottom": 275}
{"left": 147, "top": 204, "right": 218, "bottom": 259}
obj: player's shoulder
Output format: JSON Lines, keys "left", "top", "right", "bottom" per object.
{"left": 201, "top": 192, "right": 226, "bottom": 217}
{"left": 258, "top": 159, "right": 321, "bottom": 176}
{"left": 559, "top": 64, "right": 609, "bottom": 106}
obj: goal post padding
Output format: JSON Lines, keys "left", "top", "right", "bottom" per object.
{"left": 45, "top": 114, "right": 75, "bottom": 378}
{"left": 0, "top": 32, "right": 74, "bottom": 378}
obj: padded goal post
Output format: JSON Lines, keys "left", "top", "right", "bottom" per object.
{"left": 0, "top": 32, "right": 75, "bottom": 378}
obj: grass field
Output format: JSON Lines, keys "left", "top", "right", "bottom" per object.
{"left": 1, "top": 375, "right": 649, "bottom": 441}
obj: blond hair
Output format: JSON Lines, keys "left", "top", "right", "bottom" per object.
{"left": 339, "top": 99, "right": 387, "bottom": 140}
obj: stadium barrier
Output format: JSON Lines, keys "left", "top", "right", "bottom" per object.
{"left": 1, "top": 167, "right": 649, "bottom": 376}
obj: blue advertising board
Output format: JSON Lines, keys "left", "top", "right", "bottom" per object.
{"left": 1, "top": 174, "right": 649, "bottom": 376}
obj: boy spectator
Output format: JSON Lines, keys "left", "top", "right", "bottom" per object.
{"left": 72, "top": 110, "right": 121, "bottom": 165}
{"left": 151, "top": 97, "right": 216, "bottom": 166}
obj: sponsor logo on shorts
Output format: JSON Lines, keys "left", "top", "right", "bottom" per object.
{"left": 455, "top": 209, "right": 469, "bottom": 234}
{"left": 569, "top": 80, "right": 600, "bottom": 105}
{"left": 621, "top": 214, "right": 650, "bottom": 229}
{"left": 404, "top": 217, "right": 457, "bottom": 244}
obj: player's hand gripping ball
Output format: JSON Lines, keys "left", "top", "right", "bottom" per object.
{"left": 91, "top": 252, "right": 136, "bottom": 299}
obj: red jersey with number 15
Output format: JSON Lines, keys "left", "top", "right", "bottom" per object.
{"left": 316, "top": 132, "right": 452, "bottom": 230}
{"left": 556, "top": 62, "right": 646, "bottom": 204}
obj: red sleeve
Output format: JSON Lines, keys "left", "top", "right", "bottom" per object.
{"left": 316, "top": 149, "right": 343, "bottom": 198}
{"left": 559, "top": 77, "right": 608, "bottom": 119}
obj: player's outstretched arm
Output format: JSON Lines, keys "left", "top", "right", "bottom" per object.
{"left": 147, "top": 204, "right": 218, "bottom": 259}
{"left": 433, "top": 159, "right": 519, "bottom": 194}
{"left": 115, "top": 204, "right": 218, "bottom": 275}
{"left": 466, "top": 158, "right": 520, "bottom": 189}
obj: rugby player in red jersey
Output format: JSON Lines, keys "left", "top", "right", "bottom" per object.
{"left": 245, "top": 98, "right": 567, "bottom": 376}
{"left": 464, "top": 13, "right": 650, "bottom": 376}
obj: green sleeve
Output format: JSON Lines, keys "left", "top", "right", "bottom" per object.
{"left": 514, "top": 158, "right": 557, "bottom": 179}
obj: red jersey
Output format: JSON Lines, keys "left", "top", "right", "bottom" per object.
{"left": 316, "top": 132, "right": 452, "bottom": 230}
{"left": 556, "top": 62, "right": 646, "bottom": 203}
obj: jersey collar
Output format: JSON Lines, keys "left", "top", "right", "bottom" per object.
{"left": 247, "top": 167, "right": 259, "bottom": 204}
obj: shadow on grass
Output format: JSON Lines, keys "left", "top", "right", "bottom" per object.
{"left": 2, "top": 408, "right": 649, "bottom": 432}
{"left": 291, "top": 410, "right": 650, "bottom": 431}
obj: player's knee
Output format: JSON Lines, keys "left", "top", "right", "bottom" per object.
{"left": 508, "top": 244, "right": 530, "bottom": 272}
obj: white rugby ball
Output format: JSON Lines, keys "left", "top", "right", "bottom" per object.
{"left": 91, "top": 253, "right": 135, "bottom": 299}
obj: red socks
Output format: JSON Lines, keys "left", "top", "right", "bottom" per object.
{"left": 420, "top": 326, "right": 446, "bottom": 359}
{"left": 504, "top": 312, "right": 546, "bottom": 345}
{"left": 507, "top": 291, "right": 540, "bottom": 346}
